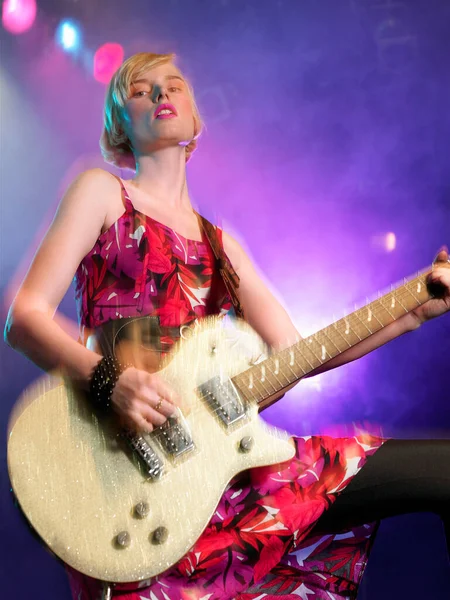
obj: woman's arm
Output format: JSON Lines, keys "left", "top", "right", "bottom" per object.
{"left": 4, "top": 168, "right": 120, "bottom": 390}
{"left": 222, "top": 232, "right": 449, "bottom": 376}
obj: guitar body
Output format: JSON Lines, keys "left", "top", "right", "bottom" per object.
{"left": 7, "top": 317, "right": 295, "bottom": 583}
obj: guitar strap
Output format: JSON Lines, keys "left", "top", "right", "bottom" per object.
{"left": 196, "top": 213, "right": 245, "bottom": 320}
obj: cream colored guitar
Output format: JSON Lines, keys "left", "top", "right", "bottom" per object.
{"left": 7, "top": 268, "right": 437, "bottom": 583}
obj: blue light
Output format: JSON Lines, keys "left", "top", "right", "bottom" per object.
{"left": 55, "top": 20, "right": 82, "bottom": 53}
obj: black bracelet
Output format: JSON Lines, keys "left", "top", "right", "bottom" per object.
{"left": 89, "top": 355, "right": 133, "bottom": 413}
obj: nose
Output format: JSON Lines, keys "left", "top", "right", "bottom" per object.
{"left": 152, "top": 85, "right": 170, "bottom": 104}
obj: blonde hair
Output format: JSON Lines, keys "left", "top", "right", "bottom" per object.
{"left": 100, "top": 52, "right": 203, "bottom": 170}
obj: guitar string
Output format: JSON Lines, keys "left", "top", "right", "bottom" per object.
{"left": 128, "top": 270, "right": 432, "bottom": 454}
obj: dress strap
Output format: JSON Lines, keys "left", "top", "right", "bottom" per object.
{"left": 116, "top": 176, "right": 135, "bottom": 214}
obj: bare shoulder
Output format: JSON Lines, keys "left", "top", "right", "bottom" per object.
{"left": 60, "top": 167, "right": 119, "bottom": 213}
{"left": 221, "top": 229, "right": 249, "bottom": 274}
{"left": 56, "top": 167, "right": 122, "bottom": 238}
{"left": 8, "top": 168, "right": 122, "bottom": 317}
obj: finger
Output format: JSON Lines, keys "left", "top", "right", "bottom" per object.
{"left": 429, "top": 267, "right": 450, "bottom": 281}
{"left": 151, "top": 376, "right": 182, "bottom": 407}
{"left": 119, "top": 412, "right": 153, "bottom": 435}
{"left": 136, "top": 383, "right": 177, "bottom": 417}
{"left": 151, "top": 397, "right": 176, "bottom": 417}
{"left": 140, "top": 403, "right": 167, "bottom": 427}
{"left": 434, "top": 247, "right": 449, "bottom": 263}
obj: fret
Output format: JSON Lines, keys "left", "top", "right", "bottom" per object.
{"left": 293, "top": 345, "right": 310, "bottom": 377}
{"left": 314, "top": 329, "right": 339, "bottom": 358}
{"left": 244, "top": 372, "right": 258, "bottom": 399}
{"left": 273, "top": 357, "right": 280, "bottom": 376}
{"left": 365, "top": 303, "right": 384, "bottom": 331}
{"left": 235, "top": 381, "right": 253, "bottom": 403}
{"left": 259, "top": 365, "right": 278, "bottom": 394}
{"left": 325, "top": 325, "right": 349, "bottom": 352}
{"left": 334, "top": 317, "right": 360, "bottom": 346}
{"left": 251, "top": 373, "right": 269, "bottom": 398}
{"left": 233, "top": 374, "right": 257, "bottom": 402}
{"left": 302, "top": 336, "right": 324, "bottom": 365}
{"left": 402, "top": 283, "right": 423, "bottom": 308}
{"left": 391, "top": 289, "right": 408, "bottom": 314}
{"left": 351, "top": 309, "right": 374, "bottom": 336}
{"left": 273, "top": 350, "right": 298, "bottom": 381}
{"left": 288, "top": 347, "right": 295, "bottom": 366}
{"left": 371, "top": 300, "right": 395, "bottom": 327}
{"left": 281, "top": 346, "right": 304, "bottom": 377}
{"left": 332, "top": 320, "right": 353, "bottom": 349}
{"left": 292, "top": 343, "right": 315, "bottom": 372}
{"left": 380, "top": 294, "right": 398, "bottom": 320}
{"left": 347, "top": 316, "right": 363, "bottom": 341}
{"left": 268, "top": 356, "right": 292, "bottom": 386}
{"left": 405, "top": 279, "right": 423, "bottom": 304}
{"left": 266, "top": 360, "right": 288, "bottom": 389}
{"left": 297, "top": 343, "right": 321, "bottom": 372}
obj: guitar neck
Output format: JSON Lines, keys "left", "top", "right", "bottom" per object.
{"left": 232, "top": 269, "right": 432, "bottom": 411}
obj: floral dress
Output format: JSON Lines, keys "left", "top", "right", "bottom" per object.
{"left": 68, "top": 178, "right": 385, "bottom": 599}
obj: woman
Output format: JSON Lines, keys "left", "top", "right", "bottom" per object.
{"left": 5, "top": 52, "right": 450, "bottom": 600}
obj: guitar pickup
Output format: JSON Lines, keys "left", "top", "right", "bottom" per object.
{"left": 154, "top": 410, "right": 194, "bottom": 459}
{"left": 197, "top": 377, "right": 246, "bottom": 427}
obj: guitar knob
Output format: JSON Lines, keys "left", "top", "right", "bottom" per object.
{"left": 133, "top": 501, "right": 150, "bottom": 519}
{"left": 151, "top": 526, "right": 169, "bottom": 545}
{"left": 239, "top": 436, "right": 254, "bottom": 453}
{"left": 115, "top": 531, "right": 131, "bottom": 548}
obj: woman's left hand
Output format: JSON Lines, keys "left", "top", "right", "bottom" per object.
{"left": 411, "top": 248, "right": 450, "bottom": 325}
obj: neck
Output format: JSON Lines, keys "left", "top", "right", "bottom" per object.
{"left": 132, "top": 146, "right": 191, "bottom": 210}
{"left": 231, "top": 268, "right": 432, "bottom": 412}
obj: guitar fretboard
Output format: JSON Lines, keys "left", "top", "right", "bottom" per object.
{"left": 232, "top": 270, "right": 432, "bottom": 411}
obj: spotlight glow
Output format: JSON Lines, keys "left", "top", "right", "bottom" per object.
{"left": 2, "top": 0, "right": 37, "bottom": 34}
{"left": 384, "top": 232, "right": 396, "bottom": 252}
{"left": 56, "top": 19, "right": 82, "bottom": 52}
{"left": 93, "top": 43, "right": 124, "bottom": 84}
{"left": 371, "top": 231, "right": 397, "bottom": 253}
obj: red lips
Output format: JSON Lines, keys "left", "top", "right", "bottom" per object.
{"left": 154, "top": 103, "right": 178, "bottom": 118}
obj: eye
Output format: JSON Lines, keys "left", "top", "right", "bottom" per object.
{"left": 133, "top": 90, "right": 148, "bottom": 98}
{"left": 169, "top": 86, "right": 182, "bottom": 92}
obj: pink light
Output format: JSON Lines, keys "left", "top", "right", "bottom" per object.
{"left": 370, "top": 231, "right": 397, "bottom": 253}
{"left": 384, "top": 232, "right": 396, "bottom": 252}
{"left": 2, "top": 0, "right": 37, "bottom": 35}
{"left": 93, "top": 43, "right": 124, "bottom": 84}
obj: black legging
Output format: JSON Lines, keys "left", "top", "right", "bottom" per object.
{"left": 312, "top": 439, "right": 450, "bottom": 559}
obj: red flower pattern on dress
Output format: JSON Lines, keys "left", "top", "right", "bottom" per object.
{"left": 74, "top": 183, "right": 232, "bottom": 341}
{"left": 69, "top": 179, "right": 386, "bottom": 599}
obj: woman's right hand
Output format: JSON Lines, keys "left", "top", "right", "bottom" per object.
{"left": 111, "top": 367, "right": 180, "bottom": 433}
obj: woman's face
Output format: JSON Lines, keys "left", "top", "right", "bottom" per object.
{"left": 122, "top": 62, "right": 196, "bottom": 156}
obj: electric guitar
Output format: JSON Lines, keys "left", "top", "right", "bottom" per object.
{"left": 7, "top": 267, "right": 438, "bottom": 583}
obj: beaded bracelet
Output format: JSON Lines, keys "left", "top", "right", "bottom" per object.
{"left": 89, "top": 355, "right": 133, "bottom": 413}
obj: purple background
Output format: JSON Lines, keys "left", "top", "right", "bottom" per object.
{"left": 1, "top": 0, "right": 449, "bottom": 597}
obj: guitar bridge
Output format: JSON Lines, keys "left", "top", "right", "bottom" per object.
{"left": 197, "top": 376, "right": 246, "bottom": 426}
{"left": 122, "top": 431, "right": 164, "bottom": 479}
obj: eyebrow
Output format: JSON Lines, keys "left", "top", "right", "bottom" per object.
{"left": 131, "top": 75, "right": 185, "bottom": 86}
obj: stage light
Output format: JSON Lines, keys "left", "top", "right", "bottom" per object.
{"left": 2, "top": 0, "right": 37, "bottom": 35}
{"left": 384, "top": 232, "right": 396, "bottom": 252}
{"left": 56, "top": 19, "right": 82, "bottom": 53}
{"left": 371, "top": 232, "right": 397, "bottom": 252}
{"left": 93, "top": 43, "right": 124, "bottom": 84}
